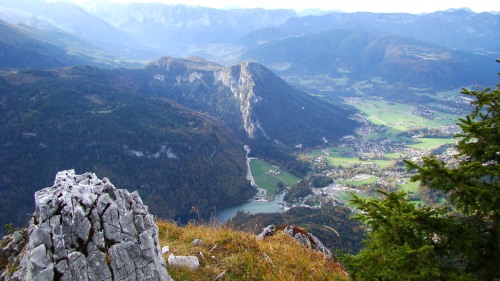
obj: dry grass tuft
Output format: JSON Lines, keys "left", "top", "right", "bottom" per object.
{"left": 157, "top": 220, "right": 348, "bottom": 281}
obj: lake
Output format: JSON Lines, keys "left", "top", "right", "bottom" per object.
{"left": 215, "top": 192, "right": 285, "bottom": 223}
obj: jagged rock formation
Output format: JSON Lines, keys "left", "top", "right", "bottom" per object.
{"left": 7, "top": 170, "right": 172, "bottom": 281}
{"left": 0, "top": 231, "right": 26, "bottom": 280}
{"left": 257, "top": 224, "right": 334, "bottom": 260}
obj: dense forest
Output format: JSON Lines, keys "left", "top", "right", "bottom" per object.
{"left": 0, "top": 66, "right": 255, "bottom": 229}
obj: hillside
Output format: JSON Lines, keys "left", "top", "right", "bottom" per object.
{"left": 156, "top": 221, "right": 348, "bottom": 280}
{"left": 0, "top": 58, "right": 358, "bottom": 230}
{"left": 145, "top": 57, "right": 358, "bottom": 146}
{"left": 242, "top": 29, "right": 498, "bottom": 90}
{"left": 229, "top": 204, "right": 366, "bottom": 255}
{"left": 0, "top": 0, "right": 152, "bottom": 59}
{"left": 0, "top": 171, "right": 349, "bottom": 281}
{"left": 0, "top": 20, "right": 90, "bottom": 69}
{"left": 0, "top": 65, "right": 254, "bottom": 230}
{"left": 0, "top": 20, "right": 134, "bottom": 69}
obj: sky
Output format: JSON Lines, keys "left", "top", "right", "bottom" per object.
{"left": 70, "top": 0, "right": 500, "bottom": 13}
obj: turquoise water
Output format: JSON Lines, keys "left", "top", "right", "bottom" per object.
{"left": 215, "top": 192, "right": 285, "bottom": 223}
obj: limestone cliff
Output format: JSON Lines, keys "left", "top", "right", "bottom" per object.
{"left": 5, "top": 170, "right": 172, "bottom": 281}
{"left": 215, "top": 62, "right": 260, "bottom": 138}
{"left": 147, "top": 57, "right": 358, "bottom": 146}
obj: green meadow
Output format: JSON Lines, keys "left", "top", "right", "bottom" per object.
{"left": 398, "top": 180, "right": 420, "bottom": 193}
{"left": 249, "top": 159, "right": 300, "bottom": 196}
{"left": 348, "top": 99, "right": 457, "bottom": 130}
{"left": 309, "top": 146, "right": 392, "bottom": 168}
{"left": 409, "top": 137, "right": 456, "bottom": 150}
{"left": 337, "top": 176, "right": 378, "bottom": 186}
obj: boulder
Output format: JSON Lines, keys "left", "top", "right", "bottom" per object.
{"left": 257, "top": 224, "right": 334, "bottom": 260}
{"left": 6, "top": 170, "right": 173, "bottom": 281}
{"left": 167, "top": 254, "right": 200, "bottom": 270}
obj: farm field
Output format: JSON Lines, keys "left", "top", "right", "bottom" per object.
{"left": 337, "top": 176, "right": 378, "bottom": 186}
{"left": 346, "top": 98, "right": 457, "bottom": 130}
{"left": 398, "top": 180, "right": 420, "bottom": 193}
{"left": 409, "top": 137, "right": 456, "bottom": 150}
{"left": 249, "top": 159, "right": 300, "bottom": 196}
{"left": 310, "top": 146, "right": 392, "bottom": 168}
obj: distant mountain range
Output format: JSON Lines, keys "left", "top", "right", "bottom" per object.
{"left": 240, "top": 29, "right": 499, "bottom": 89}
{"left": 2, "top": 1, "right": 497, "bottom": 58}
{"left": 0, "top": 57, "right": 357, "bottom": 229}
{"left": 0, "top": 0, "right": 156, "bottom": 59}
{"left": 84, "top": 3, "right": 296, "bottom": 55}
{"left": 0, "top": 19, "right": 136, "bottom": 69}
{"left": 278, "top": 9, "right": 500, "bottom": 54}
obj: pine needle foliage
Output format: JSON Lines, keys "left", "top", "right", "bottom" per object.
{"left": 343, "top": 61, "right": 500, "bottom": 280}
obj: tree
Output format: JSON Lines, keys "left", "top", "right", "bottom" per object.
{"left": 343, "top": 63, "right": 500, "bottom": 280}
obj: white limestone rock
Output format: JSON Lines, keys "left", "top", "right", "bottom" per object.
{"left": 8, "top": 169, "right": 173, "bottom": 281}
{"left": 167, "top": 254, "right": 200, "bottom": 270}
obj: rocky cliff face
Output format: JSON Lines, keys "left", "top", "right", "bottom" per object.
{"left": 146, "top": 57, "right": 358, "bottom": 146}
{"left": 6, "top": 170, "right": 172, "bottom": 281}
{"left": 215, "top": 62, "right": 260, "bottom": 138}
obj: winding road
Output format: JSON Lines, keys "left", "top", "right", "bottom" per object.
{"left": 244, "top": 145, "right": 267, "bottom": 199}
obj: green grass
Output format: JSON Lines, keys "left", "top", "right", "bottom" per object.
{"left": 157, "top": 221, "right": 348, "bottom": 281}
{"left": 398, "top": 180, "right": 420, "bottom": 193}
{"left": 250, "top": 159, "right": 300, "bottom": 196}
{"left": 327, "top": 157, "right": 391, "bottom": 168}
{"left": 308, "top": 146, "right": 392, "bottom": 168}
{"left": 384, "top": 152, "right": 402, "bottom": 159}
{"left": 347, "top": 99, "right": 457, "bottom": 130}
{"left": 409, "top": 138, "right": 456, "bottom": 150}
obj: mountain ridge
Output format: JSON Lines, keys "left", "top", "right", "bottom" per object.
{"left": 145, "top": 57, "right": 358, "bottom": 146}
{"left": 0, "top": 57, "right": 357, "bottom": 230}
{"left": 0, "top": 64, "right": 255, "bottom": 230}
{"left": 241, "top": 29, "right": 498, "bottom": 90}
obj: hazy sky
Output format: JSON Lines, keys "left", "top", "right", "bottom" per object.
{"left": 71, "top": 0, "right": 500, "bottom": 13}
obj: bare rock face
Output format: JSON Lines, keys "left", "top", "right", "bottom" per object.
{"left": 9, "top": 170, "right": 173, "bottom": 281}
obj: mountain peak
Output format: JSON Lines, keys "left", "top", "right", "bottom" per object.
{"left": 213, "top": 60, "right": 358, "bottom": 144}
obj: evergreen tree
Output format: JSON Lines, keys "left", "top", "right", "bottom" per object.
{"left": 343, "top": 62, "right": 500, "bottom": 280}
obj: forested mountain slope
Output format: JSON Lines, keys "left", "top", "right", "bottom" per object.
{"left": 0, "top": 65, "right": 254, "bottom": 229}
{"left": 0, "top": 58, "right": 357, "bottom": 229}
{"left": 145, "top": 57, "right": 358, "bottom": 146}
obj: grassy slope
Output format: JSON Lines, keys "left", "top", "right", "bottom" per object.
{"left": 157, "top": 221, "right": 347, "bottom": 281}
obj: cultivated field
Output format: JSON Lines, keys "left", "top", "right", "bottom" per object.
{"left": 347, "top": 98, "right": 457, "bottom": 130}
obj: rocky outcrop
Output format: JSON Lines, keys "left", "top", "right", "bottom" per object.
{"left": 215, "top": 62, "right": 259, "bottom": 138}
{"left": 257, "top": 224, "right": 334, "bottom": 260}
{"left": 7, "top": 170, "right": 172, "bottom": 281}
{"left": 0, "top": 231, "right": 26, "bottom": 280}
